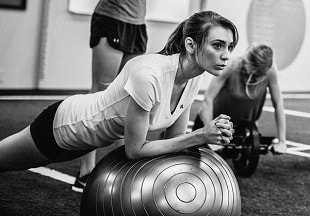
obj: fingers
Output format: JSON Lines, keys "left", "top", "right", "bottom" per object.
{"left": 221, "top": 135, "right": 232, "bottom": 145}
{"left": 213, "top": 133, "right": 232, "bottom": 145}
{"left": 215, "top": 119, "right": 233, "bottom": 130}
{"left": 202, "top": 114, "right": 235, "bottom": 145}
{"left": 215, "top": 118, "right": 234, "bottom": 137}
{"left": 213, "top": 114, "right": 234, "bottom": 145}
{"left": 213, "top": 114, "right": 231, "bottom": 121}
{"left": 218, "top": 127, "right": 234, "bottom": 139}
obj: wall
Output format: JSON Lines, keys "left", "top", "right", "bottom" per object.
{"left": 0, "top": 0, "right": 42, "bottom": 89}
{"left": 37, "top": 0, "right": 92, "bottom": 89}
{"left": 0, "top": 0, "right": 201, "bottom": 90}
{"left": 0, "top": 0, "right": 309, "bottom": 92}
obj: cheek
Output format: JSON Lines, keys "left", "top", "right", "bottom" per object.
{"left": 200, "top": 50, "right": 217, "bottom": 67}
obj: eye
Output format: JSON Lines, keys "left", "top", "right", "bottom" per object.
{"left": 213, "top": 43, "right": 223, "bottom": 50}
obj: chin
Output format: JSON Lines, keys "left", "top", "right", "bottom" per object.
{"left": 209, "top": 70, "right": 222, "bottom": 76}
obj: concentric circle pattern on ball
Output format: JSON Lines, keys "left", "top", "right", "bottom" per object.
{"left": 80, "top": 146, "right": 241, "bottom": 216}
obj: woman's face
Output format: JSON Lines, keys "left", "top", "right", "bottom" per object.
{"left": 196, "top": 26, "right": 234, "bottom": 76}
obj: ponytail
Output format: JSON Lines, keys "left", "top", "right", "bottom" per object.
{"left": 158, "top": 21, "right": 186, "bottom": 55}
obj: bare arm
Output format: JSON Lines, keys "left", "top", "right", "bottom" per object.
{"left": 125, "top": 98, "right": 234, "bottom": 160}
{"left": 268, "top": 65, "right": 287, "bottom": 152}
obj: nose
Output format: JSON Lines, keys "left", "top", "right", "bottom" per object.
{"left": 221, "top": 48, "right": 230, "bottom": 61}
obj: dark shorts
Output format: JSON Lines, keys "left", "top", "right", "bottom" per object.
{"left": 89, "top": 13, "right": 148, "bottom": 54}
{"left": 30, "top": 101, "right": 92, "bottom": 160}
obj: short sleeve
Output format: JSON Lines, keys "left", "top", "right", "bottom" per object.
{"left": 124, "top": 68, "right": 161, "bottom": 111}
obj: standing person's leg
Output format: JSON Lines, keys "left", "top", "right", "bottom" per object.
{"left": 90, "top": 38, "right": 124, "bottom": 93}
{"left": 72, "top": 38, "right": 125, "bottom": 193}
{"left": 73, "top": 11, "right": 148, "bottom": 192}
{"left": 72, "top": 40, "right": 142, "bottom": 193}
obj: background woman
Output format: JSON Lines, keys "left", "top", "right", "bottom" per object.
{"left": 193, "top": 44, "right": 286, "bottom": 154}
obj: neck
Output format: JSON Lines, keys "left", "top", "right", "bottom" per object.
{"left": 175, "top": 54, "right": 204, "bottom": 85}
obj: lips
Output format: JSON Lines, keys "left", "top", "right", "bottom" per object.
{"left": 216, "top": 64, "right": 226, "bottom": 70}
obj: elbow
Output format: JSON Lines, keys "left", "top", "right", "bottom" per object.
{"left": 125, "top": 147, "right": 143, "bottom": 161}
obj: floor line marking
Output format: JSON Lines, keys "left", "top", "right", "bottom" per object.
{"left": 287, "top": 146, "right": 310, "bottom": 151}
{"left": 28, "top": 167, "right": 75, "bottom": 184}
{"left": 286, "top": 150, "right": 310, "bottom": 158}
{"left": 262, "top": 106, "right": 310, "bottom": 118}
{"left": 286, "top": 140, "right": 310, "bottom": 147}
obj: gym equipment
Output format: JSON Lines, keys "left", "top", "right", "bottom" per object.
{"left": 80, "top": 146, "right": 241, "bottom": 216}
{"left": 219, "top": 121, "right": 274, "bottom": 177}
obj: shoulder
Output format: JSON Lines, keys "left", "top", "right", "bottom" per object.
{"left": 266, "top": 63, "right": 279, "bottom": 83}
{"left": 127, "top": 53, "right": 179, "bottom": 76}
{"left": 131, "top": 53, "right": 178, "bottom": 64}
{"left": 127, "top": 54, "right": 174, "bottom": 66}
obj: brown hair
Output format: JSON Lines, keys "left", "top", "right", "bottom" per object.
{"left": 159, "top": 11, "right": 239, "bottom": 55}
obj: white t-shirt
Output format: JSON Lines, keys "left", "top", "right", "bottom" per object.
{"left": 53, "top": 54, "right": 204, "bottom": 150}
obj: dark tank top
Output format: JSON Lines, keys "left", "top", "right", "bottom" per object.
{"left": 213, "top": 59, "right": 268, "bottom": 122}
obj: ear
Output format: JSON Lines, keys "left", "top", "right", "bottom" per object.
{"left": 184, "top": 37, "right": 196, "bottom": 54}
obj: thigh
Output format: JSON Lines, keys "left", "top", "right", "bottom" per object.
{"left": 91, "top": 38, "right": 123, "bottom": 90}
{"left": 0, "top": 126, "right": 50, "bottom": 171}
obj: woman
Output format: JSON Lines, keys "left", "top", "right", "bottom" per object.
{"left": 75, "top": 0, "right": 148, "bottom": 192}
{"left": 0, "top": 11, "right": 238, "bottom": 172}
{"left": 193, "top": 44, "right": 286, "bottom": 154}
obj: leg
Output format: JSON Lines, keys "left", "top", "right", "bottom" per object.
{"left": 0, "top": 126, "right": 50, "bottom": 172}
{"left": 81, "top": 38, "right": 124, "bottom": 174}
{"left": 90, "top": 37, "right": 124, "bottom": 93}
{"left": 74, "top": 43, "right": 141, "bottom": 192}
{"left": 83, "top": 52, "right": 139, "bottom": 173}
{"left": 74, "top": 38, "right": 125, "bottom": 191}
{"left": 78, "top": 150, "right": 97, "bottom": 177}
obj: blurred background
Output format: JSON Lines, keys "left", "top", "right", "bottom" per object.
{"left": 0, "top": 0, "right": 309, "bottom": 93}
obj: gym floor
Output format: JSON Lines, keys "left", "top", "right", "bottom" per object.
{"left": 0, "top": 93, "right": 309, "bottom": 216}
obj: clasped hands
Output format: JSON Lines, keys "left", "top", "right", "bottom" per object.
{"left": 203, "top": 114, "right": 235, "bottom": 145}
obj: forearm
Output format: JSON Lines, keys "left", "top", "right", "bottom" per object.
{"left": 274, "top": 106, "right": 286, "bottom": 142}
{"left": 199, "top": 99, "right": 213, "bottom": 125}
{"left": 126, "top": 114, "right": 234, "bottom": 160}
{"left": 126, "top": 129, "right": 206, "bottom": 159}
{"left": 268, "top": 66, "right": 286, "bottom": 143}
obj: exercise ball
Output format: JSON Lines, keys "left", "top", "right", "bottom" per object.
{"left": 80, "top": 146, "right": 241, "bottom": 216}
